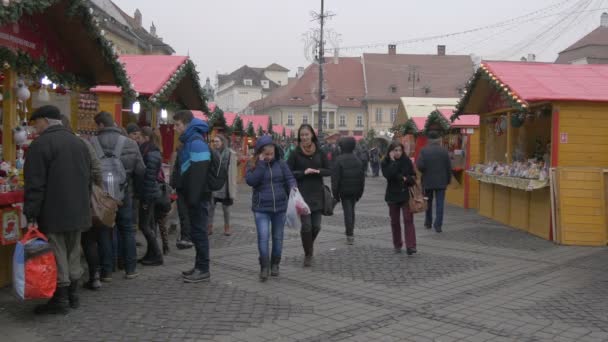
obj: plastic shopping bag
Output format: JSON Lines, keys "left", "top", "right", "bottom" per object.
{"left": 13, "top": 225, "right": 57, "bottom": 300}
{"left": 286, "top": 188, "right": 311, "bottom": 229}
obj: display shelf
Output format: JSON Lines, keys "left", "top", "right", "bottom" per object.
{"left": 467, "top": 171, "right": 548, "bottom": 191}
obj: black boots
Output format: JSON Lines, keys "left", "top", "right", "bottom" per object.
{"left": 301, "top": 231, "right": 314, "bottom": 267}
{"left": 35, "top": 286, "right": 69, "bottom": 315}
{"left": 270, "top": 256, "right": 281, "bottom": 276}
{"left": 68, "top": 281, "right": 80, "bottom": 309}
{"left": 259, "top": 257, "right": 270, "bottom": 282}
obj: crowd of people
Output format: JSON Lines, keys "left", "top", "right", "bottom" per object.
{"left": 21, "top": 106, "right": 452, "bottom": 313}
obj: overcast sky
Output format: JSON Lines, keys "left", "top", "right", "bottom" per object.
{"left": 113, "top": 0, "right": 607, "bottom": 83}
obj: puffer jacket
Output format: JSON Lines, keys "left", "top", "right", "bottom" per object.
{"left": 382, "top": 155, "right": 417, "bottom": 204}
{"left": 246, "top": 136, "right": 297, "bottom": 213}
{"left": 137, "top": 141, "right": 162, "bottom": 203}
{"left": 178, "top": 119, "right": 211, "bottom": 206}
{"left": 331, "top": 137, "right": 365, "bottom": 200}
{"left": 287, "top": 143, "right": 330, "bottom": 212}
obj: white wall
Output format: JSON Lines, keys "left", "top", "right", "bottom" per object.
{"left": 217, "top": 86, "right": 265, "bottom": 113}
{"left": 264, "top": 70, "right": 289, "bottom": 86}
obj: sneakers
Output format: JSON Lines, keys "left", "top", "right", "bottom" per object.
{"left": 346, "top": 236, "right": 354, "bottom": 245}
{"left": 100, "top": 271, "right": 112, "bottom": 283}
{"left": 406, "top": 247, "right": 417, "bottom": 256}
{"left": 125, "top": 272, "right": 139, "bottom": 280}
{"left": 183, "top": 270, "right": 210, "bottom": 283}
{"left": 182, "top": 268, "right": 196, "bottom": 277}
{"left": 140, "top": 258, "right": 163, "bottom": 266}
{"left": 176, "top": 240, "right": 194, "bottom": 250}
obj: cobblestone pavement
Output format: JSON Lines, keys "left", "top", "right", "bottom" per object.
{"left": 1, "top": 177, "right": 608, "bottom": 342}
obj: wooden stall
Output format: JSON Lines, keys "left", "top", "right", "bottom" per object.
{"left": 454, "top": 61, "right": 608, "bottom": 245}
{"left": 0, "top": 0, "right": 134, "bottom": 287}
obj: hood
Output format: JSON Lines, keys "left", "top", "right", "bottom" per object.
{"left": 180, "top": 118, "right": 209, "bottom": 143}
{"left": 338, "top": 137, "right": 356, "bottom": 154}
{"left": 255, "top": 135, "right": 274, "bottom": 153}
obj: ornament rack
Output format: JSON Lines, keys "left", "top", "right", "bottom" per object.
{"left": 77, "top": 92, "right": 99, "bottom": 138}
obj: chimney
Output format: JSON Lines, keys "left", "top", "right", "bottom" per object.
{"left": 333, "top": 48, "right": 340, "bottom": 64}
{"left": 437, "top": 45, "right": 446, "bottom": 56}
{"left": 527, "top": 53, "right": 536, "bottom": 62}
{"left": 150, "top": 22, "right": 157, "bottom": 37}
{"left": 388, "top": 44, "right": 396, "bottom": 55}
{"left": 134, "top": 9, "right": 142, "bottom": 28}
{"left": 602, "top": 12, "right": 608, "bottom": 27}
{"left": 297, "top": 67, "right": 304, "bottom": 79}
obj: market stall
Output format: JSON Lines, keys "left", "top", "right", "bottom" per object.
{"left": 454, "top": 61, "right": 608, "bottom": 246}
{"left": 0, "top": 0, "right": 134, "bottom": 287}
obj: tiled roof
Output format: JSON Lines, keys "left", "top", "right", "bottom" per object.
{"left": 217, "top": 65, "right": 279, "bottom": 89}
{"left": 265, "top": 63, "right": 290, "bottom": 72}
{"left": 556, "top": 26, "right": 608, "bottom": 63}
{"left": 363, "top": 53, "right": 474, "bottom": 101}
{"left": 249, "top": 57, "right": 365, "bottom": 112}
{"left": 559, "top": 26, "right": 608, "bottom": 53}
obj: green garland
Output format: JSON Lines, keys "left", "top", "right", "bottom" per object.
{"left": 425, "top": 110, "right": 451, "bottom": 134}
{"left": 208, "top": 106, "right": 226, "bottom": 128}
{"left": 139, "top": 98, "right": 183, "bottom": 113}
{"left": 246, "top": 122, "right": 255, "bottom": 137}
{"left": 0, "top": 0, "right": 135, "bottom": 99}
{"left": 390, "top": 118, "right": 419, "bottom": 136}
{"left": 150, "top": 59, "right": 208, "bottom": 112}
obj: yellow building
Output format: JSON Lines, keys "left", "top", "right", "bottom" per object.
{"left": 455, "top": 61, "right": 608, "bottom": 246}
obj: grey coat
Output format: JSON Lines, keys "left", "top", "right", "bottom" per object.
{"left": 96, "top": 127, "right": 145, "bottom": 196}
{"left": 416, "top": 141, "right": 452, "bottom": 190}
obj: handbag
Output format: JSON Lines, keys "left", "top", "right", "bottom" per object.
{"left": 322, "top": 185, "right": 337, "bottom": 216}
{"left": 408, "top": 183, "right": 428, "bottom": 214}
{"left": 91, "top": 184, "right": 121, "bottom": 228}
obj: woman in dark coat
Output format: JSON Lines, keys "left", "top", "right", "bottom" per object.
{"left": 137, "top": 127, "right": 163, "bottom": 266}
{"left": 381, "top": 141, "right": 418, "bottom": 255}
{"left": 287, "top": 124, "right": 330, "bottom": 267}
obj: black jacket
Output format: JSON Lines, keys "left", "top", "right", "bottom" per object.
{"left": 137, "top": 141, "right": 162, "bottom": 203}
{"left": 331, "top": 139, "right": 365, "bottom": 200}
{"left": 287, "top": 145, "right": 330, "bottom": 212}
{"left": 24, "top": 125, "right": 92, "bottom": 233}
{"left": 416, "top": 142, "right": 452, "bottom": 190}
{"left": 382, "top": 156, "right": 416, "bottom": 204}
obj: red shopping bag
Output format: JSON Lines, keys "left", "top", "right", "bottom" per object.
{"left": 13, "top": 225, "right": 57, "bottom": 300}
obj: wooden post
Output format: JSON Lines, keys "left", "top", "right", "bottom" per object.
{"left": 3, "top": 71, "right": 17, "bottom": 164}
{"left": 506, "top": 112, "right": 512, "bottom": 163}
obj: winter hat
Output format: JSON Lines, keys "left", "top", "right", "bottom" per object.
{"left": 126, "top": 123, "right": 141, "bottom": 134}
{"left": 255, "top": 135, "right": 274, "bottom": 153}
{"left": 30, "top": 105, "right": 61, "bottom": 121}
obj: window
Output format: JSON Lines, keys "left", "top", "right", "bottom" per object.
{"left": 339, "top": 114, "right": 346, "bottom": 127}
{"left": 322, "top": 113, "right": 328, "bottom": 128}
{"left": 390, "top": 108, "right": 397, "bottom": 123}
{"left": 287, "top": 113, "right": 294, "bottom": 126}
{"left": 375, "top": 108, "right": 383, "bottom": 123}
{"left": 302, "top": 115, "right": 309, "bottom": 124}
{"left": 243, "top": 79, "right": 253, "bottom": 86}
{"left": 390, "top": 85, "right": 397, "bottom": 93}
{"left": 261, "top": 80, "right": 269, "bottom": 89}
{"left": 356, "top": 115, "right": 363, "bottom": 127}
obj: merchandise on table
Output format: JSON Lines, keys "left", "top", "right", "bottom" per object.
{"left": 469, "top": 160, "right": 548, "bottom": 181}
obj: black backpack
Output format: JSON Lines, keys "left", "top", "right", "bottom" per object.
{"left": 207, "top": 149, "right": 228, "bottom": 192}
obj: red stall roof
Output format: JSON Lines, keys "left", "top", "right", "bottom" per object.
{"left": 483, "top": 61, "right": 608, "bottom": 103}
{"left": 438, "top": 108, "right": 479, "bottom": 127}
{"left": 412, "top": 117, "right": 427, "bottom": 130}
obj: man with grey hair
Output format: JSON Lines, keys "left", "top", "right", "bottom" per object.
{"left": 416, "top": 130, "right": 452, "bottom": 233}
{"left": 25, "top": 105, "right": 93, "bottom": 314}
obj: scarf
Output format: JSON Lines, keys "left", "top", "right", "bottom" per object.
{"left": 300, "top": 142, "right": 316, "bottom": 156}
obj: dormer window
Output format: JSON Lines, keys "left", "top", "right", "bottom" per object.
{"left": 261, "top": 80, "right": 270, "bottom": 89}
{"left": 244, "top": 79, "right": 253, "bottom": 86}
{"left": 290, "top": 96, "right": 303, "bottom": 101}
{"left": 390, "top": 85, "right": 397, "bottom": 93}
{"left": 347, "top": 97, "right": 357, "bottom": 101}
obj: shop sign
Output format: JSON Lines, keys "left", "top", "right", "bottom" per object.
{"left": 560, "top": 132, "right": 568, "bottom": 144}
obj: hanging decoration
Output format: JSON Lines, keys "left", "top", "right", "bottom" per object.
{"left": 510, "top": 112, "right": 525, "bottom": 128}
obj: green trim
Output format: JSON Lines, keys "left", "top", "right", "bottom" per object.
{"left": 425, "top": 110, "right": 450, "bottom": 135}
{"left": 390, "top": 118, "right": 419, "bottom": 136}
{"left": 150, "top": 59, "right": 208, "bottom": 112}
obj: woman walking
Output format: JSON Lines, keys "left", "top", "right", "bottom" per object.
{"left": 287, "top": 124, "right": 330, "bottom": 267}
{"left": 381, "top": 142, "right": 418, "bottom": 255}
{"left": 246, "top": 136, "right": 296, "bottom": 281}
{"left": 208, "top": 135, "right": 238, "bottom": 236}
{"left": 137, "top": 127, "right": 164, "bottom": 266}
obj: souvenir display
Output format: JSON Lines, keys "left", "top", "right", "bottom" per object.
{"left": 471, "top": 160, "right": 548, "bottom": 181}
{"left": 77, "top": 92, "right": 99, "bottom": 136}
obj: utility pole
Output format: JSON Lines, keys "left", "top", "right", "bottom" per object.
{"left": 408, "top": 65, "right": 420, "bottom": 96}
{"left": 317, "top": 0, "right": 325, "bottom": 141}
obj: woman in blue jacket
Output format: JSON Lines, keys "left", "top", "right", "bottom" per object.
{"left": 246, "top": 136, "right": 297, "bottom": 281}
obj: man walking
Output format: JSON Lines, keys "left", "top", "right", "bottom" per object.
{"left": 416, "top": 130, "right": 452, "bottom": 233}
{"left": 25, "top": 105, "right": 93, "bottom": 314}
{"left": 172, "top": 110, "right": 212, "bottom": 283}
{"left": 93, "top": 112, "right": 145, "bottom": 279}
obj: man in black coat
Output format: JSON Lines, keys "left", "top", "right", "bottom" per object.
{"left": 25, "top": 105, "right": 93, "bottom": 315}
{"left": 331, "top": 137, "right": 365, "bottom": 245}
{"left": 416, "top": 130, "right": 452, "bottom": 232}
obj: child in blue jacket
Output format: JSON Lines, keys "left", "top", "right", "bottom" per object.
{"left": 246, "top": 136, "right": 297, "bottom": 281}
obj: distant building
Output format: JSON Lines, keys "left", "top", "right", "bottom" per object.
{"left": 556, "top": 12, "right": 608, "bottom": 64}
{"left": 216, "top": 63, "right": 289, "bottom": 113}
{"left": 362, "top": 44, "right": 475, "bottom": 133}
{"left": 90, "top": 0, "right": 174, "bottom": 55}
{"left": 202, "top": 77, "right": 215, "bottom": 101}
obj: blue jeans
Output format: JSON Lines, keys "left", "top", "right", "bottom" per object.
{"left": 425, "top": 189, "right": 446, "bottom": 230}
{"left": 189, "top": 202, "right": 210, "bottom": 273}
{"left": 116, "top": 194, "right": 137, "bottom": 274}
{"left": 255, "top": 211, "right": 286, "bottom": 261}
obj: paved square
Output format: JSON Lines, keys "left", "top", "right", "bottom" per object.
{"left": 1, "top": 178, "right": 607, "bottom": 342}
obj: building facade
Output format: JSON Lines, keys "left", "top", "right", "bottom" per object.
{"left": 556, "top": 13, "right": 608, "bottom": 64}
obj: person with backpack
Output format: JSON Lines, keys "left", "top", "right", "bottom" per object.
{"left": 331, "top": 137, "right": 365, "bottom": 245}
{"left": 135, "top": 127, "right": 164, "bottom": 266}
{"left": 208, "top": 135, "right": 237, "bottom": 236}
{"left": 172, "top": 110, "right": 214, "bottom": 283}
{"left": 93, "top": 112, "right": 145, "bottom": 280}
{"left": 246, "top": 136, "right": 297, "bottom": 281}
{"left": 24, "top": 106, "right": 93, "bottom": 314}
